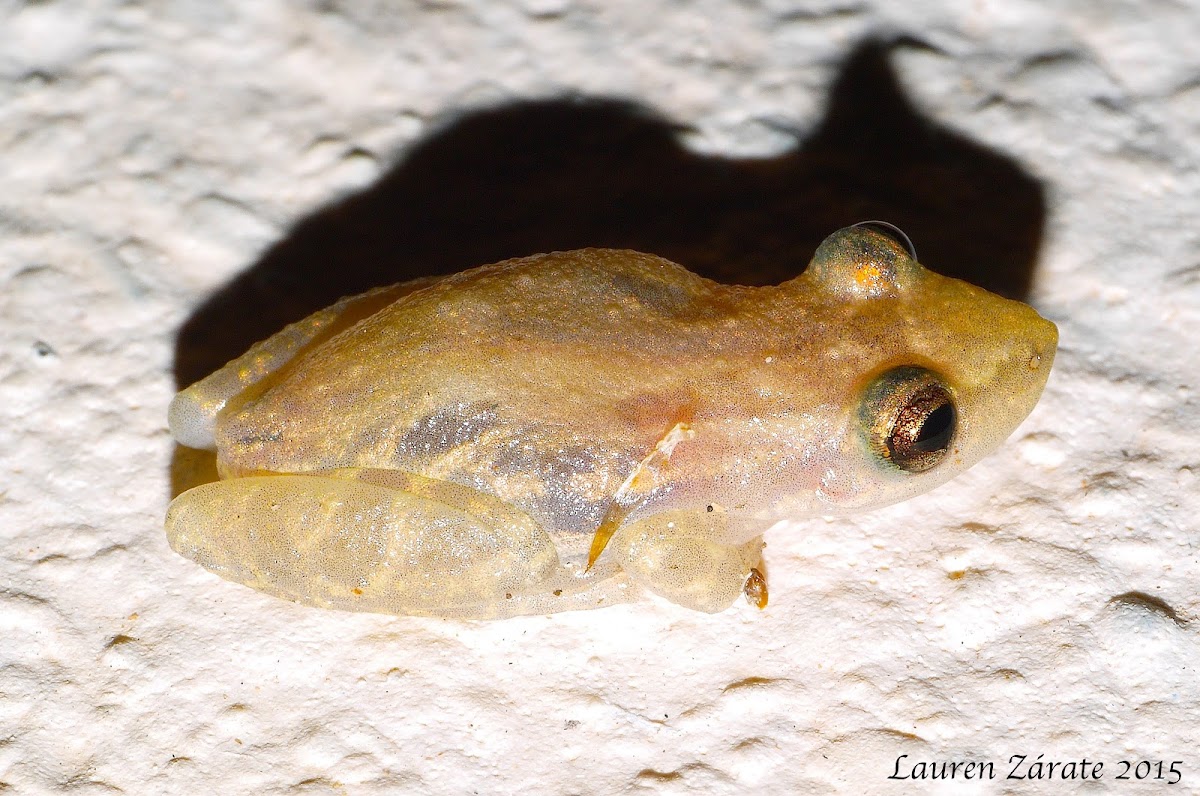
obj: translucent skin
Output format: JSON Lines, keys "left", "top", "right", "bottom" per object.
{"left": 165, "top": 227, "right": 1057, "bottom": 618}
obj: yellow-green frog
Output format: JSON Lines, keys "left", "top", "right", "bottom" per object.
{"left": 166, "top": 224, "right": 1057, "bottom": 618}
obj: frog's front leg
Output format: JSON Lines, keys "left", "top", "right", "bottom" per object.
{"left": 609, "top": 509, "right": 766, "bottom": 613}
{"left": 165, "top": 468, "right": 578, "bottom": 618}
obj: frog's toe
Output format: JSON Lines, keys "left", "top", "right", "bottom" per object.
{"left": 610, "top": 510, "right": 764, "bottom": 613}
{"left": 165, "top": 474, "right": 563, "bottom": 617}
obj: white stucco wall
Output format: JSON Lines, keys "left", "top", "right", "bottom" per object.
{"left": 2, "top": 1, "right": 1198, "bottom": 793}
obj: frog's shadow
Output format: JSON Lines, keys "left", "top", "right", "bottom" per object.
{"left": 170, "top": 38, "right": 1045, "bottom": 495}
{"left": 174, "top": 38, "right": 1046, "bottom": 387}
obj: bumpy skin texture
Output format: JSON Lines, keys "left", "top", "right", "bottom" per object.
{"left": 166, "top": 227, "right": 1057, "bottom": 618}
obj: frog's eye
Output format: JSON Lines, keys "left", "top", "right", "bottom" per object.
{"left": 850, "top": 220, "right": 917, "bottom": 261}
{"left": 860, "top": 366, "right": 957, "bottom": 473}
{"left": 804, "top": 223, "right": 923, "bottom": 299}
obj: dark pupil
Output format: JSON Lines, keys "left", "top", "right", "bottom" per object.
{"left": 884, "top": 383, "right": 957, "bottom": 473}
{"left": 914, "top": 402, "right": 956, "bottom": 452}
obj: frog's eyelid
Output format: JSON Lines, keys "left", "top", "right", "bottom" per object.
{"left": 851, "top": 220, "right": 918, "bottom": 261}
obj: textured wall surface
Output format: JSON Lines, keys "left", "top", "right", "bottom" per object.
{"left": 2, "top": 1, "right": 1198, "bottom": 793}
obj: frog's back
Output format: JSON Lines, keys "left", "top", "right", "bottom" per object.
{"left": 307, "top": 248, "right": 763, "bottom": 390}
{"left": 380, "top": 248, "right": 748, "bottom": 348}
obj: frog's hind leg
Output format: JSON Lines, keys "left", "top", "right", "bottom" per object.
{"left": 609, "top": 509, "right": 765, "bottom": 613}
{"left": 165, "top": 468, "right": 571, "bottom": 618}
{"left": 169, "top": 279, "right": 441, "bottom": 450}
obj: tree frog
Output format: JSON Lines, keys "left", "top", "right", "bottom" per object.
{"left": 166, "top": 224, "right": 1057, "bottom": 618}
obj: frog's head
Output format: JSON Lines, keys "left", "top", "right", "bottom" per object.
{"left": 792, "top": 223, "right": 1058, "bottom": 510}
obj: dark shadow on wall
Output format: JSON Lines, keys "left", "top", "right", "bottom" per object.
{"left": 174, "top": 37, "right": 1045, "bottom": 388}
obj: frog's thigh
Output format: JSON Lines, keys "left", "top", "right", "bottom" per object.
{"left": 169, "top": 281, "right": 429, "bottom": 450}
{"left": 610, "top": 510, "right": 764, "bottom": 613}
{"left": 165, "top": 474, "right": 563, "bottom": 617}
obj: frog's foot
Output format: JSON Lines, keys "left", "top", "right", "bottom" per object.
{"left": 609, "top": 509, "right": 765, "bottom": 613}
{"left": 165, "top": 468, "right": 578, "bottom": 618}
